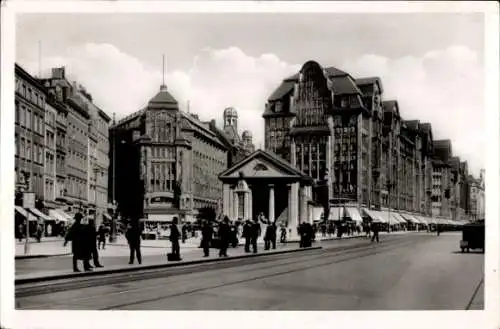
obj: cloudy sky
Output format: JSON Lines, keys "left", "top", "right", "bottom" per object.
{"left": 16, "top": 12, "right": 485, "bottom": 176}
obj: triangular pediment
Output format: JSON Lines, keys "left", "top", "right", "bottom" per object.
{"left": 219, "top": 149, "right": 307, "bottom": 180}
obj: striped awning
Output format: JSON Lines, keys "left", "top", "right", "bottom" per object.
{"left": 415, "top": 216, "right": 428, "bottom": 225}
{"left": 345, "top": 207, "right": 363, "bottom": 223}
{"left": 400, "top": 213, "right": 419, "bottom": 223}
{"left": 49, "top": 209, "right": 69, "bottom": 222}
{"left": 390, "top": 212, "right": 405, "bottom": 224}
{"left": 374, "top": 210, "right": 390, "bottom": 223}
{"left": 15, "top": 206, "right": 28, "bottom": 218}
{"left": 328, "top": 207, "right": 345, "bottom": 221}
{"left": 362, "top": 208, "right": 385, "bottom": 223}
{"left": 28, "top": 208, "right": 52, "bottom": 221}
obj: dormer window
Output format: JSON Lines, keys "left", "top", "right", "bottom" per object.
{"left": 341, "top": 97, "right": 349, "bottom": 108}
{"left": 275, "top": 101, "right": 282, "bottom": 112}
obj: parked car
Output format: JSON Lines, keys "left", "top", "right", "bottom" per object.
{"left": 460, "top": 221, "right": 485, "bottom": 253}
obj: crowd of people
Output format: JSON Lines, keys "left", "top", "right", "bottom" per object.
{"left": 63, "top": 210, "right": 392, "bottom": 272}
{"left": 63, "top": 212, "right": 108, "bottom": 272}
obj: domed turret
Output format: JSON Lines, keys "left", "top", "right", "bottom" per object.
{"left": 223, "top": 107, "right": 238, "bottom": 130}
{"left": 242, "top": 130, "right": 252, "bottom": 140}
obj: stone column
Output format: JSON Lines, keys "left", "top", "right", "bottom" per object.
{"left": 223, "top": 184, "right": 230, "bottom": 217}
{"left": 233, "top": 191, "right": 239, "bottom": 219}
{"left": 291, "top": 139, "right": 297, "bottom": 168}
{"left": 244, "top": 191, "right": 249, "bottom": 220}
{"left": 299, "top": 185, "right": 307, "bottom": 224}
{"left": 289, "top": 182, "right": 300, "bottom": 240}
{"left": 327, "top": 135, "right": 333, "bottom": 200}
{"left": 248, "top": 188, "right": 253, "bottom": 221}
{"left": 269, "top": 184, "right": 275, "bottom": 222}
{"left": 288, "top": 184, "right": 292, "bottom": 227}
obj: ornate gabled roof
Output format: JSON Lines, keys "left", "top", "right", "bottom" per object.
{"left": 218, "top": 148, "right": 312, "bottom": 181}
{"left": 433, "top": 139, "right": 452, "bottom": 162}
{"left": 355, "top": 77, "right": 384, "bottom": 94}
{"left": 382, "top": 100, "right": 400, "bottom": 118}
{"left": 284, "top": 65, "right": 348, "bottom": 82}
{"left": 330, "top": 76, "right": 363, "bottom": 95}
{"left": 268, "top": 81, "right": 295, "bottom": 101}
{"left": 403, "top": 120, "right": 420, "bottom": 131}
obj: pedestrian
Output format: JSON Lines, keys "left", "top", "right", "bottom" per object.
{"left": 181, "top": 224, "right": 187, "bottom": 243}
{"left": 218, "top": 217, "right": 231, "bottom": 257}
{"left": 201, "top": 220, "right": 213, "bottom": 257}
{"left": 270, "top": 221, "right": 277, "bottom": 249}
{"left": 126, "top": 221, "right": 142, "bottom": 264}
{"left": 169, "top": 217, "right": 181, "bottom": 261}
{"left": 230, "top": 222, "right": 238, "bottom": 248}
{"left": 86, "top": 219, "right": 104, "bottom": 268}
{"left": 36, "top": 224, "right": 43, "bottom": 243}
{"left": 436, "top": 224, "right": 441, "bottom": 236}
{"left": 243, "top": 220, "right": 252, "bottom": 252}
{"left": 97, "top": 224, "right": 107, "bottom": 250}
{"left": 371, "top": 222, "right": 380, "bottom": 243}
{"left": 280, "top": 225, "right": 287, "bottom": 244}
{"left": 17, "top": 223, "right": 24, "bottom": 242}
{"left": 64, "top": 213, "right": 92, "bottom": 272}
{"left": 251, "top": 218, "right": 261, "bottom": 253}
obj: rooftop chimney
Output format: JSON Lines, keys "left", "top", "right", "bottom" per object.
{"left": 52, "top": 67, "right": 65, "bottom": 79}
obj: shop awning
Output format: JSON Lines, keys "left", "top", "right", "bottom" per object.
{"left": 15, "top": 206, "right": 28, "bottom": 218}
{"left": 415, "top": 216, "right": 428, "bottom": 225}
{"left": 144, "top": 214, "right": 176, "bottom": 222}
{"left": 345, "top": 207, "right": 363, "bottom": 223}
{"left": 28, "top": 208, "right": 52, "bottom": 221}
{"left": 392, "top": 213, "right": 407, "bottom": 224}
{"left": 103, "top": 213, "right": 113, "bottom": 221}
{"left": 400, "top": 213, "right": 418, "bottom": 223}
{"left": 328, "top": 207, "right": 344, "bottom": 221}
{"left": 373, "top": 210, "right": 390, "bottom": 223}
{"left": 49, "top": 209, "right": 68, "bottom": 222}
{"left": 362, "top": 208, "right": 385, "bottom": 223}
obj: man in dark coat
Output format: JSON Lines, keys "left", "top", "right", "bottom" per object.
{"left": 251, "top": 218, "right": 261, "bottom": 254}
{"left": 97, "top": 224, "right": 108, "bottom": 250}
{"left": 126, "top": 221, "right": 142, "bottom": 264}
{"left": 64, "top": 213, "right": 91, "bottom": 272}
{"left": 265, "top": 221, "right": 277, "bottom": 250}
{"left": 371, "top": 222, "right": 380, "bottom": 243}
{"left": 201, "top": 220, "right": 213, "bottom": 257}
{"left": 169, "top": 217, "right": 181, "bottom": 260}
{"left": 218, "top": 217, "right": 231, "bottom": 257}
{"left": 242, "top": 220, "right": 252, "bottom": 252}
{"left": 86, "top": 219, "right": 104, "bottom": 268}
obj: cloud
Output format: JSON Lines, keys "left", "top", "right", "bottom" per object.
{"left": 20, "top": 43, "right": 484, "bottom": 176}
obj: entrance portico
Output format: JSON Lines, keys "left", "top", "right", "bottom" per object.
{"left": 219, "top": 149, "right": 313, "bottom": 239}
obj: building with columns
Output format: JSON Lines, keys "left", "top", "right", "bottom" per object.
{"left": 218, "top": 149, "right": 313, "bottom": 237}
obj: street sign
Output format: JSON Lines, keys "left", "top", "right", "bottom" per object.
{"left": 22, "top": 192, "right": 35, "bottom": 208}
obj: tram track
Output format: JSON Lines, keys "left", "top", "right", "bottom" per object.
{"left": 16, "top": 235, "right": 412, "bottom": 298}
{"left": 17, "top": 234, "right": 430, "bottom": 310}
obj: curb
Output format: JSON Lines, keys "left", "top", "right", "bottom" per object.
{"left": 15, "top": 253, "right": 71, "bottom": 260}
{"left": 15, "top": 246, "right": 322, "bottom": 285}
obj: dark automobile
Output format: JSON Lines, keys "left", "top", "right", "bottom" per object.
{"left": 460, "top": 221, "right": 485, "bottom": 253}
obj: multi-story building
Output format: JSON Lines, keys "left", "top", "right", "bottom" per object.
{"left": 40, "top": 67, "right": 112, "bottom": 221}
{"left": 110, "top": 82, "right": 254, "bottom": 223}
{"left": 431, "top": 139, "right": 453, "bottom": 218}
{"left": 264, "top": 61, "right": 372, "bottom": 218}
{"left": 43, "top": 100, "right": 57, "bottom": 206}
{"left": 263, "top": 60, "right": 439, "bottom": 224}
{"left": 14, "top": 64, "right": 47, "bottom": 204}
{"left": 469, "top": 169, "right": 485, "bottom": 221}
{"left": 459, "top": 161, "right": 471, "bottom": 219}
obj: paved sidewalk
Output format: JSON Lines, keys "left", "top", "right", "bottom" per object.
{"left": 15, "top": 229, "right": 417, "bottom": 258}
{"left": 16, "top": 242, "right": 319, "bottom": 282}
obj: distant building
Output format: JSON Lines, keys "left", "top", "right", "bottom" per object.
{"left": 39, "top": 67, "right": 112, "bottom": 225}
{"left": 110, "top": 82, "right": 254, "bottom": 223}
{"left": 431, "top": 140, "right": 453, "bottom": 218}
{"left": 469, "top": 169, "right": 485, "bottom": 221}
